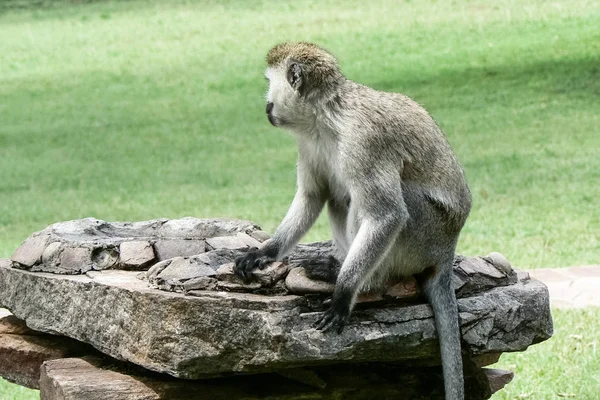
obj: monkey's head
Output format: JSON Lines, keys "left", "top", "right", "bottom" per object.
{"left": 264, "top": 42, "right": 344, "bottom": 128}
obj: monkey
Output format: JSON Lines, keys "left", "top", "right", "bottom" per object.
{"left": 234, "top": 42, "right": 472, "bottom": 400}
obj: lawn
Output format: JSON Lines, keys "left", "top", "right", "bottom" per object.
{"left": 0, "top": 0, "right": 598, "bottom": 398}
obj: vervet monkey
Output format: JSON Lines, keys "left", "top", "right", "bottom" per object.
{"left": 234, "top": 42, "right": 471, "bottom": 400}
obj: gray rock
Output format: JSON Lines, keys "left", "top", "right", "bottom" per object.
{"left": 484, "top": 252, "right": 512, "bottom": 274}
{"left": 8, "top": 218, "right": 264, "bottom": 275}
{"left": 154, "top": 239, "right": 206, "bottom": 261}
{"left": 157, "top": 218, "right": 260, "bottom": 239}
{"left": 11, "top": 232, "right": 50, "bottom": 267}
{"left": 205, "top": 233, "right": 261, "bottom": 250}
{"left": 248, "top": 230, "right": 271, "bottom": 242}
{"left": 119, "top": 241, "right": 156, "bottom": 270}
{"left": 0, "top": 260, "right": 553, "bottom": 379}
{"left": 34, "top": 244, "right": 94, "bottom": 274}
{"left": 453, "top": 255, "right": 517, "bottom": 297}
{"left": 182, "top": 277, "right": 218, "bottom": 291}
{"left": 91, "top": 247, "right": 119, "bottom": 270}
{"left": 286, "top": 267, "right": 335, "bottom": 294}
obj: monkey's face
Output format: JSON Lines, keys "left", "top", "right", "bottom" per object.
{"left": 264, "top": 62, "right": 313, "bottom": 129}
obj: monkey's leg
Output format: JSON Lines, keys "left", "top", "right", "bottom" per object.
{"left": 315, "top": 213, "right": 404, "bottom": 333}
{"left": 420, "top": 261, "right": 464, "bottom": 400}
{"left": 235, "top": 189, "right": 325, "bottom": 279}
{"left": 303, "top": 199, "right": 349, "bottom": 283}
{"left": 302, "top": 255, "right": 341, "bottom": 283}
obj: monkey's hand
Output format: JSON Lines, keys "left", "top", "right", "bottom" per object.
{"left": 314, "top": 294, "right": 351, "bottom": 334}
{"left": 234, "top": 247, "right": 277, "bottom": 281}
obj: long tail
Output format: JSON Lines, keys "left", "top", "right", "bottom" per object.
{"left": 422, "top": 262, "right": 464, "bottom": 400}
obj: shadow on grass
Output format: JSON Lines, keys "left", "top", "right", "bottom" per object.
{"left": 374, "top": 56, "right": 600, "bottom": 103}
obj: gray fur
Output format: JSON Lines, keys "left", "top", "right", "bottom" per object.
{"left": 235, "top": 42, "right": 471, "bottom": 400}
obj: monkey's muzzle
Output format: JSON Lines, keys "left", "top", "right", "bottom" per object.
{"left": 266, "top": 102, "right": 277, "bottom": 126}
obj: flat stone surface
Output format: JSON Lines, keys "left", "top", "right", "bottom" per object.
{"left": 39, "top": 356, "right": 499, "bottom": 400}
{"left": 0, "top": 260, "right": 553, "bottom": 379}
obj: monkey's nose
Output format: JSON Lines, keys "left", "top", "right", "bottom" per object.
{"left": 266, "top": 102, "right": 274, "bottom": 115}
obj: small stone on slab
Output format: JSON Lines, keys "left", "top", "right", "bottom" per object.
{"left": 285, "top": 267, "right": 335, "bottom": 294}
{"left": 11, "top": 233, "right": 50, "bottom": 268}
{"left": 119, "top": 241, "right": 156, "bottom": 269}
{"left": 154, "top": 239, "right": 206, "bottom": 261}
{"left": 205, "top": 233, "right": 261, "bottom": 250}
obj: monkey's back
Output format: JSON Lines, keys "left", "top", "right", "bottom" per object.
{"left": 340, "top": 82, "right": 472, "bottom": 225}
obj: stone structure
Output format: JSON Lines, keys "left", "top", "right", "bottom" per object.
{"left": 0, "top": 218, "right": 554, "bottom": 399}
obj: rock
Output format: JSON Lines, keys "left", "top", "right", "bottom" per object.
{"left": 453, "top": 255, "right": 518, "bottom": 297}
{"left": 285, "top": 267, "right": 336, "bottom": 294}
{"left": 216, "top": 280, "right": 262, "bottom": 292}
{"left": 9, "top": 218, "right": 264, "bottom": 274}
{"left": 248, "top": 230, "right": 271, "bottom": 242}
{"left": 215, "top": 262, "right": 241, "bottom": 283}
{"left": 148, "top": 257, "right": 217, "bottom": 292}
{"left": 485, "top": 252, "right": 512, "bottom": 274}
{"left": 157, "top": 218, "right": 260, "bottom": 239}
{"left": 119, "top": 241, "right": 156, "bottom": 270}
{"left": 483, "top": 368, "right": 514, "bottom": 393}
{"left": 41, "top": 241, "right": 63, "bottom": 265}
{"left": 182, "top": 277, "right": 218, "bottom": 291}
{"left": 40, "top": 357, "right": 161, "bottom": 400}
{"left": 205, "top": 233, "right": 261, "bottom": 250}
{"left": 0, "top": 261, "right": 553, "bottom": 379}
{"left": 91, "top": 247, "right": 120, "bottom": 270}
{"left": 11, "top": 232, "right": 50, "bottom": 267}
{"left": 38, "top": 356, "right": 500, "bottom": 400}
{"left": 154, "top": 239, "right": 206, "bottom": 261}
{"left": 0, "top": 313, "right": 40, "bottom": 335}
{"left": 0, "top": 314, "right": 93, "bottom": 389}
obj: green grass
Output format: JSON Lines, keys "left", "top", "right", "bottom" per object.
{"left": 494, "top": 308, "right": 600, "bottom": 399}
{"left": 0, "top": 378, "right": 38, "bottom": 400}
{"left": 1, "top": 0, "right": 598, "bottom": 269}
{"left": 0, "top": 0, "right": 599, "bottom": 398}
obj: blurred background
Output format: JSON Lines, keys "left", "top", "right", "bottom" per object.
{"left": 1, "top": 0, "right": 598, "bottom": 398}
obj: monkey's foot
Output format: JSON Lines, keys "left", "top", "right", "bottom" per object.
{"left": 234, "top": 248, "right": 276, "bottom": 281}
{"left": 302, "top": 255, "right": 341, "bottom": 284}
{"left": 314, "top": 304, "right": 350, "bottom": 334}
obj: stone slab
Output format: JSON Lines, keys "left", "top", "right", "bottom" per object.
{"left": 39, "top": 356, "right": 501, "bottom": 400}
{"left": 0, "top": 326, "right": 93, "bottom": 389}
{"left": 0, "top": 259, "right": 553, "bottom": 379}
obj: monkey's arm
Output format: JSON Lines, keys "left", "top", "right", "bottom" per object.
{"left": 234, "top": 178, "right": 326, "bottom": 279}
{"left": 316, "top": 171, "right": 408, "bottom": 332}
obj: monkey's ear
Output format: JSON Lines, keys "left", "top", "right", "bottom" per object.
{"left": 287, "top": 63, "right": 303, "bottom": 91}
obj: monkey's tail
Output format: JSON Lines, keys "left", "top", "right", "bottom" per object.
{"left": 422, "top": 263, "right": 465, "bottom": 400}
